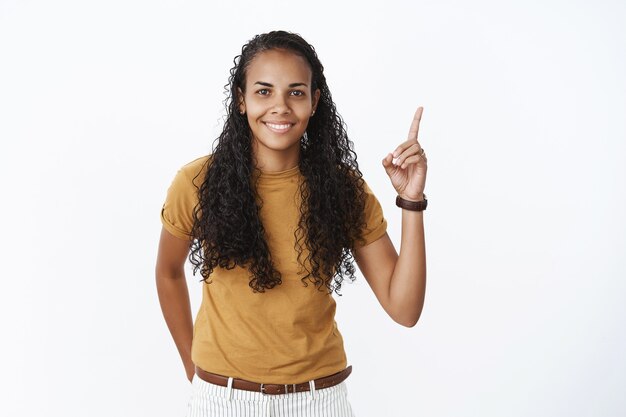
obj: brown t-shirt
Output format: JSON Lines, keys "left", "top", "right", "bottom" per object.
{"left": 160, "top": 155, "right": 387, "bottom": 384}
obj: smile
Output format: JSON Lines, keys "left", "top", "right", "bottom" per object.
{"left": 264, "top": 122, "right": 294, "bottom": 133}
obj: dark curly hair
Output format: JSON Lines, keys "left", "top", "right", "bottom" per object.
{"left": 189, "top": 30, "right": 368, "bottom": 295}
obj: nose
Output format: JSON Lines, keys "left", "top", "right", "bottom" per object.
{"left": 270, "top": 94, "right": 291, "bottom": 114}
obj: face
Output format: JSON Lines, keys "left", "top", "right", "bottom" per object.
{"left": 238, "top": 48, "right": 320, "bottom": 165}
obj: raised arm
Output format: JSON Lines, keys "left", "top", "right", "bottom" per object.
{"left": 354, "top": 107, "right": 428, "bottom": 327}
{"left": 155, "top": 227, "right": 195, "bottom": 382}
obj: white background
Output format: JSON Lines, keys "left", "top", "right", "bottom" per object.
{"left": 1, "top": 1, "right": 624, "bottom": 416}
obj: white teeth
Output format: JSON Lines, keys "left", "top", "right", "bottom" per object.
{"left": 266, "top": 123, "right": 291, "bottom": 130}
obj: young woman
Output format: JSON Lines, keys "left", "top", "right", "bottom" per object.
{"left": 155, "top": 30, "right": 427, "bottom": 417}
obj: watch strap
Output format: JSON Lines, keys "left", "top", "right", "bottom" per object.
{"left": 396, "top": 194, "right": 427, "bottom": 211}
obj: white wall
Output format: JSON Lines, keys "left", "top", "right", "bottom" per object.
{"left": 1, "top": 0, "right": 624, "bottom": 416}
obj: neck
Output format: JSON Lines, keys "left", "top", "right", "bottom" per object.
{"left": 252, "top": 143, "right": 301, "bottom": 173}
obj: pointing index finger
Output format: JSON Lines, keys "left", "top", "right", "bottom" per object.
{"left": 407, "top": 106, "right": 424, "bottom": 141}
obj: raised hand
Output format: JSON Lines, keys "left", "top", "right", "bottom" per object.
{"left": 382, "top": 106, "right": 428, "bottom": 201}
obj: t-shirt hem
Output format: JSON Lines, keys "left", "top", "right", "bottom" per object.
{"left": 160, "top": 211, "right": 193, "bottom": 240}
{"left": 355, "top": 219, "right": 388, "bottom": 248}
{"left": 192, "top": 360, "right": 349, "bottom": 385}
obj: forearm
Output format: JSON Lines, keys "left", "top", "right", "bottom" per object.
{"left": 388, "top": 208, "right": 426, "bottom": 327}
{"left": 155, "top": 273, "right": 195, "bottom": 379}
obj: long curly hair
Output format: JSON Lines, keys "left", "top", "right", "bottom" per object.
{"left": 189, "top": 30, "right": 368, "bottom": 295}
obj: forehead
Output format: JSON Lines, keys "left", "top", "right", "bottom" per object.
{"left": 245, "top": 49, "right": 312, "bottom": 86}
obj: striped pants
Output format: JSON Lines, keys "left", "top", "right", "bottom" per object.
{"left": 185, "top": 374, "right": 356, "bottom": 417}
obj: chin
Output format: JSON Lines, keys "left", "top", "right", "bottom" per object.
{"left": 252, "top": 130, "right": 304, "bottom": 151}
{"left": 256, "top": 138, "right": 301, "bottom": 152}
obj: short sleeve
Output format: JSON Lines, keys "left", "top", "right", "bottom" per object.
{"left": 355, "top": 179, "right": 388, "bottom": 247}
{"left": 160, "top": 167, "right": 199, "bottom": 240}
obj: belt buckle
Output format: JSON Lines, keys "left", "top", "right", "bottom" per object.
{"left": 260, "top": 382, "right": 296, "bottom": 395}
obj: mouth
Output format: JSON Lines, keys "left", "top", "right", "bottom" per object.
{"left": 263, "top": 122, "right": 294, "bottom": 133}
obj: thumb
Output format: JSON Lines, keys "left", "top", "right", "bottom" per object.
{"left": 382, "top": 152, "right": 396, "bottom": 174}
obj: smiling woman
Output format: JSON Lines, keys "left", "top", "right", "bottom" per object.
{"left": 237, "top": 48, "right": 321, "bottom": 171}
{"left": 155, "top": 30, "right": 428, "bottom": 417}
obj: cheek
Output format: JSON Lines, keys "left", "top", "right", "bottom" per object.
{"left": 246, "top": 101, "right": 270, "bottom": 118}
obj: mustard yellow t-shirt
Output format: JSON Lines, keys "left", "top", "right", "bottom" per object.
{"left": 160, "top": 155, "right": 387, "bottom": 384}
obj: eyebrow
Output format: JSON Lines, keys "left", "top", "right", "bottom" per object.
{"left": 254, "top": 81, "right": 308, "bottom": 88}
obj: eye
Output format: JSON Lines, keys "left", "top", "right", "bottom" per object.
{"left": 257, "top": 89, "right": 270, "bottom": 96}
{"left": 291, "top": 90, "right": 305, "bottom": 97}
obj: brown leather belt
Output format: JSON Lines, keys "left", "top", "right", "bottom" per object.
{"left": 194, "top": 365, "right": 352, "bottom": 395}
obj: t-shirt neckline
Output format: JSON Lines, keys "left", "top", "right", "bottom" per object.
{"left": 257, "top": 164, "right": 301, "bottom": 180}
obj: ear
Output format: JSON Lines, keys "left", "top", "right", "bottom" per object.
{"left": 312, "top": 88, "right": 321, "bottom": 114}
{"left": 237, "top": 87, "right": 246, "bottom": 114}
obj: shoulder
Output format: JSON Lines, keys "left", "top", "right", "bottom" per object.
{"left": 177, "top": 154, "right": 213, "bottom": 188}
{"left": 161, "top": 155, "right": 214, "bottom": 239}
